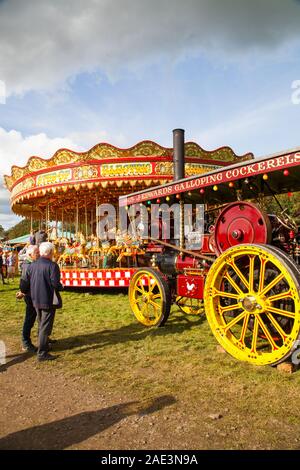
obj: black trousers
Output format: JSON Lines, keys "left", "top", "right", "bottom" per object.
{"left": 0, "top": 266, "right": 6, "bottom": 284}
{"left": 22, "top": 296, "right": 37, "bottom": 346}
{"left": 36, "top": 308, "right": 56, "bottom": 358}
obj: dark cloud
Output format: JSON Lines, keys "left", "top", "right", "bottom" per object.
{"left": 0, "top": 0, "right": 299, "bottom": 94}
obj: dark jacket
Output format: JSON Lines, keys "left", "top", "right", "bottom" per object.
{"left": 20, "top": 257, "right": 34, "bottom": 303}
{"left": 20, "top": 257, "right": 32, "bottom": 280}
{"left": 20, "top": 257, "right": 63, "bottom": 310}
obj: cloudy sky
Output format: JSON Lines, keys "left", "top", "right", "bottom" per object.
{"left": 1, "top": 0, "right": 300, "bottom": 228}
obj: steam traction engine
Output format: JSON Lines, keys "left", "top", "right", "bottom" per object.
{"left": 120, "top": 130, "right": 300, "bottom": 367}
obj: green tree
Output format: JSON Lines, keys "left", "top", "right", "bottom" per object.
{"left": 4, "top": 219, "right": 39, "bottom": 240}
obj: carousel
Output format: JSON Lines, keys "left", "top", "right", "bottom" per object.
{"left": 4, "top": 138, "right": 253, "bottom": 288}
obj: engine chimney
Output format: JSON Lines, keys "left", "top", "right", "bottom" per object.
{"left": 173, "top": 128, "right": 185, "bottom": 181}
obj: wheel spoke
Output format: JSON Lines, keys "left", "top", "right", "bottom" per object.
{"left": 219, "top": 303, "right": 241, "bottom": 314}
{"left": 135, "top": 286, "right": 144, "bottom": 295}
{"left": 266, "top": 306, "right": 295, "bottom": 319}
{"left": 258, "top": 256, "right": 267, "bottom": 292}
{"left": 229, "top": 260, "right": 250, "bottom": 290}
{"left": 256, "top": 316, "right": 278, "bottom": 351}
{"left": 260, "top": 273, "right": 284, "bottom": 296}
{"left": 224, "top": 271, "right": 243, "bottom": 295}
{"left": 265, "top": 313, "right": 288, "bottom": 341}
{"left": 212, "top": 288, "right": 240, "bottom": 300}
{"left": 251, "top": 316, "right": 259, "bottom": 353}
{"left": 221, "top": 310, "right": 247, "bottom": 332}
{"left": 138, "top": 279, "right": 146, "bottom": 294}
{"left": 132, "top": 297, "right": 142, "bottom": 305}
{"left": 268, "top": 291, "right": 292, "bottom": 302}
{"left": 141, "top": 303, "right": 148, "bottom": 316}
{"left": 149, "top": 300, "right": 161, "bottom": 311}
{"left": 153, "top": 293, "right": 162, "bottom": 300}
{"left": 239, "top": 312, "right": 250, "bottom": 346}
{"left": 248, "top": 255, "right": 255, "bottom": 292}
{"left": 149, "top": 277, "right": 157, "bottom": 292}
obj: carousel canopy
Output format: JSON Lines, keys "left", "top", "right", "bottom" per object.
{"left": 4, "top": 139, "right": 253, "bottom": 222}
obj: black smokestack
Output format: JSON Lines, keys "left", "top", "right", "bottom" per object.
{"left": 173, "top": 128, "right": 185, "bottom": 181}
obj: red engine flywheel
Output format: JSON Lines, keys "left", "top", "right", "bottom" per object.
{"left": 213, "top": 201, "right": 272, "bottom": 254}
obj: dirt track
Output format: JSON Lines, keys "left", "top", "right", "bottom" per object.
{"left": 1, "top": 337, "right": 300, "bottom": 451}
{"left": 0, "top": 340, "right": 184, "bottom": 450}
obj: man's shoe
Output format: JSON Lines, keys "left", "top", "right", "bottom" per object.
{"left": 37, "top": 354, "right": 57, "bottom": 362}
{"left": 22, "top": 344, "right": 38, "bottom": 353}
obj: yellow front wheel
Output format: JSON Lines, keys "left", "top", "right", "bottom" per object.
{"left": 204, "top": 244, "right": 300, "bottom": 366}
{"left": 129, "top": 268, "right": 171, "bottom": 327}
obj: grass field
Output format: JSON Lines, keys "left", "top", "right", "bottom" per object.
{"left": 2, "top": 279, "right": 300, "bottom": 449}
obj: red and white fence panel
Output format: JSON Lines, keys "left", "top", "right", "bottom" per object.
{"left": 61, "top": 268, "right": 137, "bottom": 288}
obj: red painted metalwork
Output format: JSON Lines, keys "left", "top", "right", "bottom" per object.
{"left": 175, "top": 255, "right": 199, "bottom": 271}
{"left": 213, "top": 201, "right": 272, "bottom": 254}
{"left": 177, "top": 275, "right": 204, "bottom": 299}
{"left": 201, "top": 234, "right": 216, "bottom": 254}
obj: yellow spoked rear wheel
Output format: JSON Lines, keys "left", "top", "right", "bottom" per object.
{"left": 204, "top": 244, "right": 300, "bottom": 366}
{"left": 129, "top": 268, "right": 171, "bottom": 327}
{"left": 176, "top": 297, "right": 204, "bottom": 315}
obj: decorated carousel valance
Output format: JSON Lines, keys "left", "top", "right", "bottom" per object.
{"left": 4, "top": 140, "right": 253, "bottom": 219}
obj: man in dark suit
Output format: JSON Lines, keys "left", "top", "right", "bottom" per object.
{"left": 17, "top": 244, "right": 40, "bottom": 352}
{"left": 20, "top": 242, "right": 63, "bottom": 362}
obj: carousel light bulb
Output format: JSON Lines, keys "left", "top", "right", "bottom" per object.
{"left": 156, "top": 198, "right": 161, "bottom": 203}
{"left": 213, "top": 185, "right": 218, "bottom": 191}
{"left": 200, "top": 188, "right": 205, "bottom": 194}
{"left": 125, "top": 206, "right": 129, "bottom": 210}
{"left": 244, "top": 178, "right": 249, "bottom": 184}
{"left": 283, "top": 169, "right": 289, "bottom": 176}
{"left": 263, "top": 174, "right": 268, "bottom": 181}
{"left": 176, "top": 194, "right": 180, "bottom": 199}
{"left": 188, "top": 191, "right": 192, "bottom": 196}
{"left": 288, "top": 191, "right": 293, "bottom": 197}
{"left": 147, "top": 200, "right": 151, "bottom": 205}
{"left": 166, "top": 196, "right": 170, "bottom": 202}
{"left": 228, "top": 182, "right": 234, "bottom": 188}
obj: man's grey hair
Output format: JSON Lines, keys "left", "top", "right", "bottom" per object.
{"left": 39, "top": 242, "right": 54, "bottom": 257}
{"left": 26, "top": 245, "right": 39, "bottom": 257}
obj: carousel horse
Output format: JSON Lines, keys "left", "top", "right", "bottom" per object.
{"left": 115, "top": 231, "right": 145, "bottom": 266}
{"left": 57, "top": 233, "right": 90, "bottom": 267}
{"left": 57, "top": 239, "right": 74, "bottom": 267}
{"left": 89, "top": 235, "right": 103, "bottom": 268}
{"left": 71, "top": 232, "right": 90, "bottom": 266}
